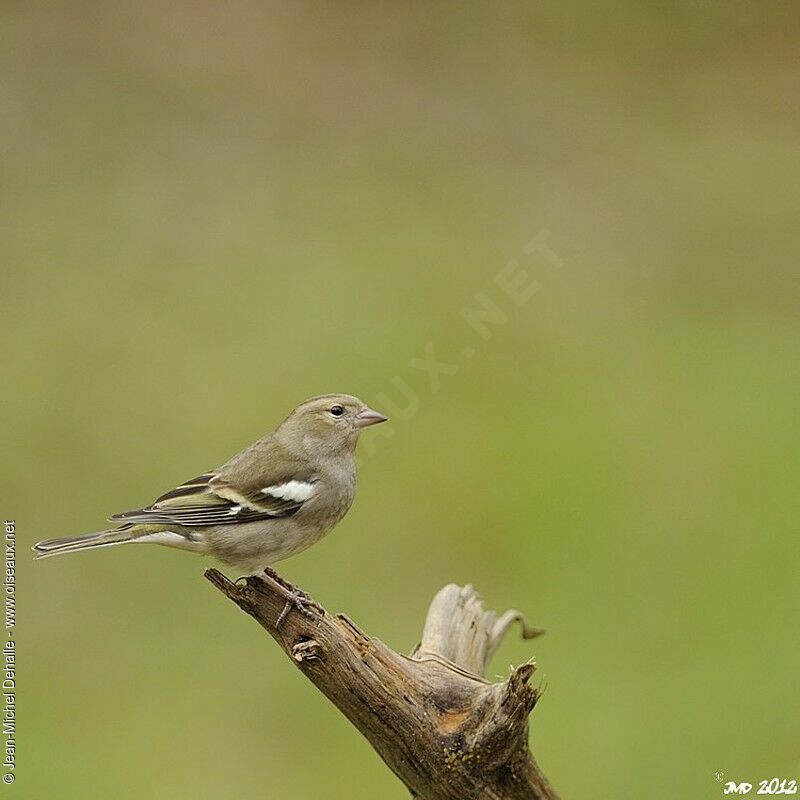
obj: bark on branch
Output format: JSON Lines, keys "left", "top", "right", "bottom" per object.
{"left": 205, "top": 568, "right": 558, "bottom": 800}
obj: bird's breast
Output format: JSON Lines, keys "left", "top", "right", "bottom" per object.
{"left": 302, "top": 473, "right": 356, "bottom": 527}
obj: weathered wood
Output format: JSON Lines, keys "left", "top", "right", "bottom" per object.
{"left": 205, "top": 568, "right": 558, "bottom": 800}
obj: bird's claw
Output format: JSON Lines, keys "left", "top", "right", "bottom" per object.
{"left": 276, "top": 589, "right": 323, "bottom": 628}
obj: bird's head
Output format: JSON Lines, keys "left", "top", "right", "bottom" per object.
{"left": 277, "top": 394, "right": 388, "bottom": 457}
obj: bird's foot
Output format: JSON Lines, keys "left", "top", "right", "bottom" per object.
{"left": 276, "top": 589, "right": 323, "bottom": 629}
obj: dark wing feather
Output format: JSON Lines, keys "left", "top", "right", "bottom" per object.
{"left": 149, "top": 472, "right": 217, "bottom": 504}
{"left": 109, "top": 503, "right": 294, "bottom": 527}
{"left": 109, "top": 469, "right": 309, "bottom": 527}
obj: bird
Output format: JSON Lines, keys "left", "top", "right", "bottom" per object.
{"left": 33, "top": 394, "right": 388, "bottom": 576}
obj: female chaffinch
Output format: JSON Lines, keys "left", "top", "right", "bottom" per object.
{"left": 34, "top": 394, "right": 387, "bottom": 575}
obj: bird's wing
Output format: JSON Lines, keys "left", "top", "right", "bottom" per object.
{"left": 109, "top": 445, "right": 319, "bottom": 527}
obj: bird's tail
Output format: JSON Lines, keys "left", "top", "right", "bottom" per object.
{"left": 33, "top": 526, "right": 137, "bottom": 560}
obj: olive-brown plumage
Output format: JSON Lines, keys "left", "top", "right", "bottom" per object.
{"left": 33, "top": 394, "right": 387, "bottom": 573}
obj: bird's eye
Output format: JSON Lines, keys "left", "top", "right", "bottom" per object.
{"left": 329, "top": 405, "right": 344, "bottom": 417}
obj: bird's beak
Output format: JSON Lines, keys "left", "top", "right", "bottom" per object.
{"left": 354, "top": 407, "right": 389, "bottom": 428}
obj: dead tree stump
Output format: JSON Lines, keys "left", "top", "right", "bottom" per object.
{"left": 205, "top": 568, "right": 558, "bottom": 800}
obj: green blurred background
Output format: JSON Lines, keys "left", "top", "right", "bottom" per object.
{"left": 4, "top": 3, "right": 799, "bottom": 798}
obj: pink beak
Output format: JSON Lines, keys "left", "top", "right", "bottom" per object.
{"left": 354, "top": 407, "right": 389, "bottom": 428}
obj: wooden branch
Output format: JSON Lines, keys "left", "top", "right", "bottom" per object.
{"left": 205, "top": 568, "right": 558, "bottom": 800}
